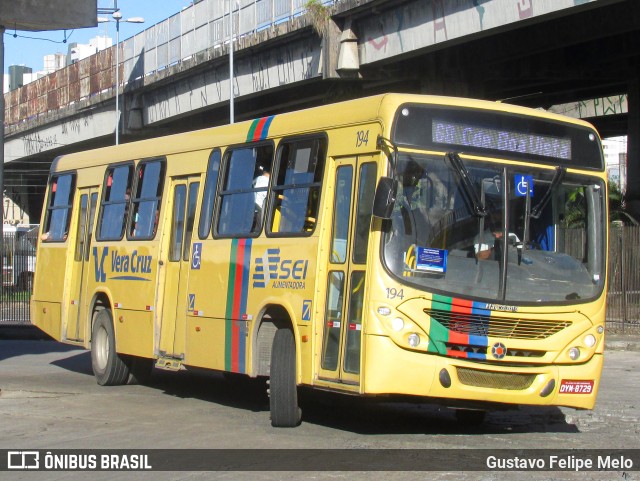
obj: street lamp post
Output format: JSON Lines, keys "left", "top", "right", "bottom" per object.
{"left": 99, "top": 11, "right": 144, "bottom": 145}
{"left": 229, "top": 0, "right": 239, "bottom": 124}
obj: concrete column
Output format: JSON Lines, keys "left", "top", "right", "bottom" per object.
{"left": 627, "top": 76, "right": 640, "bottom": 222}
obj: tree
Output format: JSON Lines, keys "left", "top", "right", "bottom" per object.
{"left": 609, "top": 182, "right": 639, "bottom": 225}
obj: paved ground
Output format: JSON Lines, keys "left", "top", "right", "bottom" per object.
{"left": 1, "top": 328, "right": 639, "bottom": 480}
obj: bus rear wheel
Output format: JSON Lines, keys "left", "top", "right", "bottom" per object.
{"left": 91, "top": 309, "right": 130, "bottom": 386}
{"left": 269, "top": 328, "right": 302, "bottom": 427}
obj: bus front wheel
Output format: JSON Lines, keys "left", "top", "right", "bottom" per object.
{"left": 91, "top": 309, "right": 130, "bottom": 386}
{"left": 269, "top": 328, "right": 302, "bottom": 427}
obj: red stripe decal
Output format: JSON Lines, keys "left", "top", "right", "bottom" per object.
{"left": 446, "top": 349, "right": 469, "bottom": 359}
{"left": 231, "top": 239, "right": 246, "bottom": 372}
{"left": 252, "top": 117, "right": 269, "bottom": 141}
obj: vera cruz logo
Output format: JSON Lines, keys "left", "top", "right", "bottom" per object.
{"left": 252, "top": 248, "right": 309, "bottom": 289}
{"left": 92, "top": 247, "right": 153, "bottom": 282}
{"left": 93, "top": 247, "right": 108, "bottom": 282}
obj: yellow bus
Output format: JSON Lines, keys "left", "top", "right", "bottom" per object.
{"left": 32, "top": 94, "right": 607, "bottom": 427}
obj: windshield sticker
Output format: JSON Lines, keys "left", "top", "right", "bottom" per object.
{"left": 415, "top": 247, "right": 448, "bottom": 273}
{"left": 514, "top": 174, "right": 534, "bottom": 197}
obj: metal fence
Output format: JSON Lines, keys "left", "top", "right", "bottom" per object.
{"left": 1, "top": 224, "right": 639, "bottom": 331}
{"left": 1, "top": 227, "right": 38, "bottom": 325}
{"left": 607, "top": 225, "right": 640, "bottom": 332}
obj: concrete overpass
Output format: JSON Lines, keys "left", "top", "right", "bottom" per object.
{"left": 3, "top": 0, "right": 640, "bottom": 220}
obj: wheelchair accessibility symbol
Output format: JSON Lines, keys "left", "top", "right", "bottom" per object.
{"left": 514, "top": 174, "right": 534, "bottom": 197}
{"left": 191, "top": 243, "right": 202, "bottom": 270}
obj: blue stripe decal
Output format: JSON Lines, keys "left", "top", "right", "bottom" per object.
{"left": 260, "top": 115, "right": 275, "bottom": 140}
{"left": 238, "top": 238, "right": 252, "bottom": 373}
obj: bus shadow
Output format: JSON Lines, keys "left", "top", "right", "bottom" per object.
{"left": 149, "top": 368, "right": 271, "bottom": 413}
{"left": 146, "top": 369, "right": 579, "bottom": 435}
{"left": 297, "top": 391, "right": 580, "bottom": 435}
{"left": 50, "top": 350, "right": 94, "bottom": 376}
{"left": 44, "top": 355, "right": 581, "bottom": 435}
{"left": 0, "top": 339, "right": 82, "bottom": 362}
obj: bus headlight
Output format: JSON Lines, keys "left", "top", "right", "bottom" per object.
{"left": 408, "top": 333, "right": 421, "bottom": 348}
{"left": 568, "top": 347, "right": 581, "bottom": 360}
{"left": 391, "top": 317, "right": 405, "bottom": 332}
{"left": 584, "top": 334, "right": 596, "bottom": 348}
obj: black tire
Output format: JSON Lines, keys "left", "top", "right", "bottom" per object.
{"left": 91, "top": 309, "right": 130, "bottom": 386}
{"left": 269, "top": 328, "right": 302, "bottom": 427}
{"left": 125, "top": 356, "right": 154, "bottom": 385}
{"left": 455, "top": 409, "right": 487, "bottom": 426}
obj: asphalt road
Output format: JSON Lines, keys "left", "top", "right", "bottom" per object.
{"left": 0, "top": 339, "right": 638, "bottom": 480}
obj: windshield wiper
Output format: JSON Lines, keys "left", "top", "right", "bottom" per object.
{"left": 531, "top": 166, "right": 566, "bottom": 219}
{"left": 445, "top": 152, "right": 487, "bottom": 217}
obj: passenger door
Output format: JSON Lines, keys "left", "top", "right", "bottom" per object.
{"left": 65, "top": 188, "right": 98, "bottom": 342}
{"left": 158, "top": 177, "right": 200, "bottom": 359}
{"left": 318, "top": 156, "right": 377, "bottom": 386}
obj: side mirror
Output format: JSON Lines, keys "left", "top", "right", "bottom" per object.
{"left": 372, "top": 176, "right": 398, "bottom": 219}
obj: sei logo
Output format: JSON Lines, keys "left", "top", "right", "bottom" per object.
{"left": 252, "top": 248, "right": 308, "bottom": 289}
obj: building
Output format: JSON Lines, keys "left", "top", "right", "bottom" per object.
{"left": 44, "top": 53, "right": 67, "bottom": 74}
{"left": 68, "top": 35, "right": 112, "bottom": 64}
{"left": 603, "top": 137, "right": 628, "bottom": 193}
{"left": 8, "top": 65, "right": 32, "bottom": 91}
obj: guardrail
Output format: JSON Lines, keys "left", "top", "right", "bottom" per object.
{"left": 3, "top": 0, "right": 325, "bottom": 128}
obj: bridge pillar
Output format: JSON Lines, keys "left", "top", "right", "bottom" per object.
{"left": 627, "top": 75, "right": 640, "bottom": 222}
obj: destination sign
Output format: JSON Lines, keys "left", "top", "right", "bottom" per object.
{"left": 432, "top": 119, "right": 572, "bottom": 160}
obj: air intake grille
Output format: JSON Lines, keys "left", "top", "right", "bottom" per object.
{"left": 424, "top": 309, "right": 571, "bottom": 340}
{"left": 457, "top": 367, "right": 536, "bottom": 390}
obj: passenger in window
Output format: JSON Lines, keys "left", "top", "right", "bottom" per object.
{"left": 253, "top": 164, "right": 271, "bottom": 231}
{"left": 40, "top": 231, "right": 68, "bottom": 242}
{"left": 253, "top": 165, "right": 270, "bottom": 210}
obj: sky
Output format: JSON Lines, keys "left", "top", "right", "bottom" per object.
{"left": 3, "top": 1, "right": 194, "bottom": 74}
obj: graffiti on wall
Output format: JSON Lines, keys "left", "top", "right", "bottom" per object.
{"left": 3, "top": 194, "right": 30, "bottom": 225}
{"left": 361, "top": 0, "right": 597, "bottom": 64}
{"left": 145, "top": 38, "right": 320, "bottom": 125}
{"left": 550, "top": 95, "right": 628, "bottom": 119}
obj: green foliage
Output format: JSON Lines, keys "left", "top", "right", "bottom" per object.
{"left": 305, "top": 0, "right": 330, "bottom": 36}
{"left": 562, "top": 183, "right": 638, "bottom": 227}
{"left": 562, "top": 187, "right": 586, "bottom": 228}
{"left": 608, "top": 182, "right": 633, "bottom": 224}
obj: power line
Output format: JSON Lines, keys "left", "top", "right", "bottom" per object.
{"left": 3, "top": 29, "right": 75, "bottom": 45}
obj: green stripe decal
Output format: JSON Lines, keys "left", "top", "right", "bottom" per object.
{"left": 427, "top": 294, "right": 452, "bottom": 354}
{"left": 224, "top": 240, "right": 239, "bottom": 371}
{"left": 247, "top": 119, "right": 259, "bottom": 142}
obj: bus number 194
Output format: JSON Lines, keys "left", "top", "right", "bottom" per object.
{"left": 356, "top": 130, "right": 369, "bottom": 147}
{"left": 386, "top": 288, "right": 404, "bottom": 300}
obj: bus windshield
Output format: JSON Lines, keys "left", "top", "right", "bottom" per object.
{"left": 381, "top": 152, "right": 606, "bottom": 304}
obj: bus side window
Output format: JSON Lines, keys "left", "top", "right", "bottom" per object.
{"left": 198, "top": 150, "right": 221, "bottom": 239}
{"left": 129, "top": 159, "right": 166, "bottom": 239}
{"left": 269, "top": 137, "right": 326, "bottom": 235}
{"left": 216, "top": 144, "right": 273, "bottom": 237}
{"left": 41, "top": 173, "right": 76, "bottom": 242}
{"left": 97, "top": 164, "right": 133, "bottom": 241}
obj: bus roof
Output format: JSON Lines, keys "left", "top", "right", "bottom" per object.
{"left": 51, "top": 93, "right": 598, "bottom": 173}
